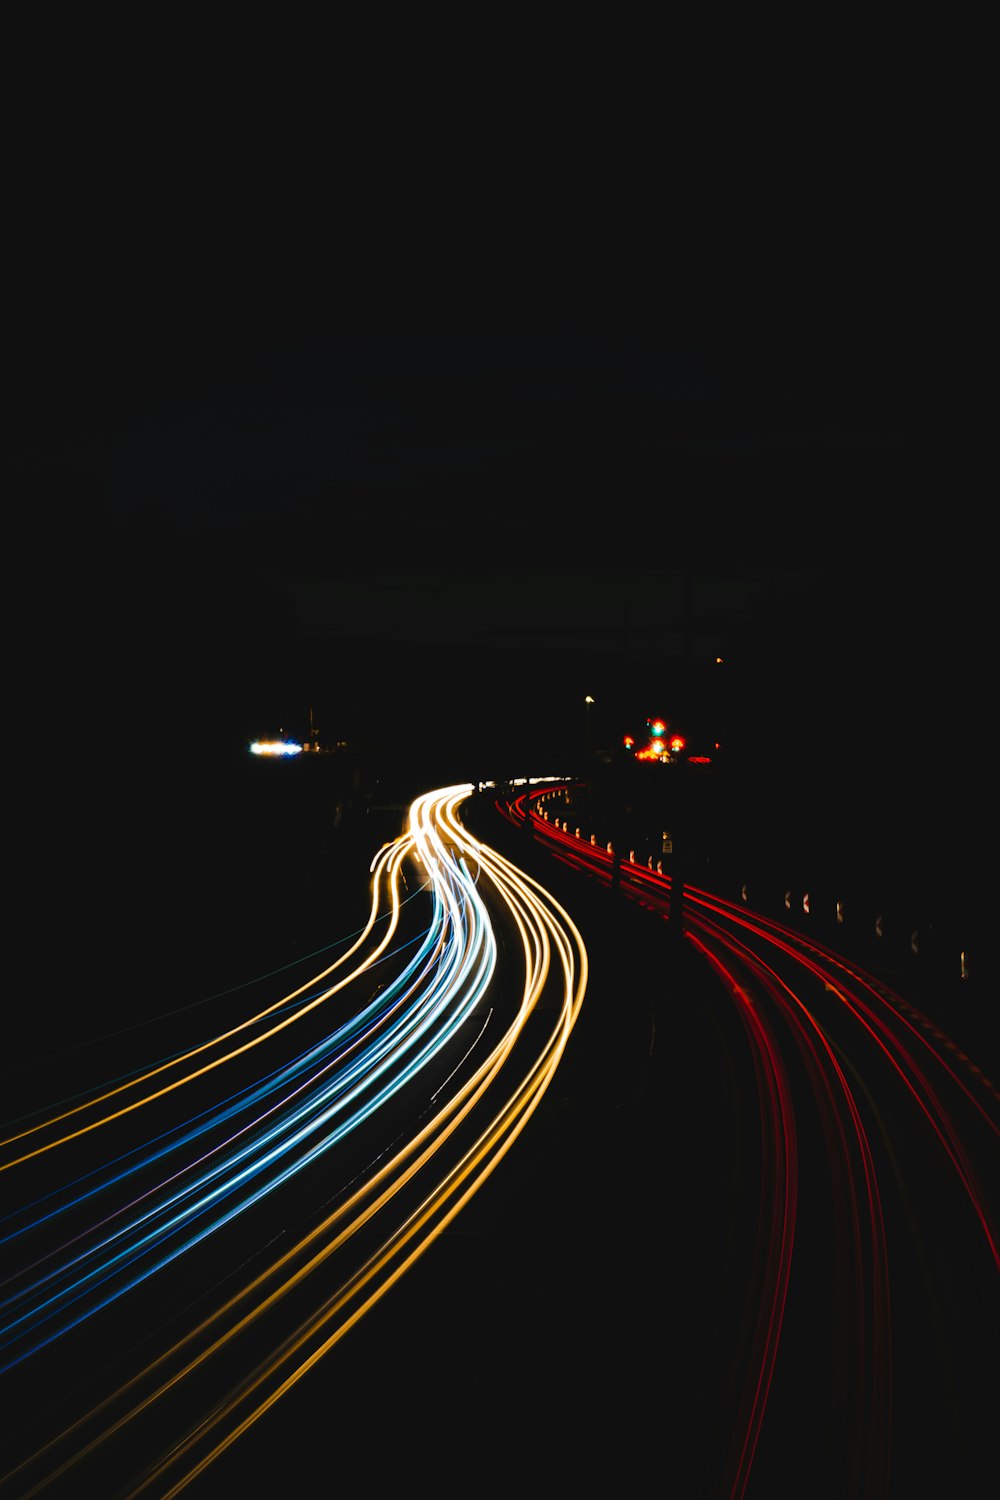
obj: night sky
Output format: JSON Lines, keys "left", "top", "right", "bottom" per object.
{"left": 10, "top": 191, "right": 984, "bottom": 915}
{"left": 9, "top": 40, "right": 984, "bottom": 815}
{"left": 14, "top": 309, "right": 981, "bottom": 780}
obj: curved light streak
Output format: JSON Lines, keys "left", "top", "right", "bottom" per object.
{"left": 0, "top": 785, "right": 588, "bottom": 1498}
{"left": 504, "top": 780, "right": 998, "bottom": 1499}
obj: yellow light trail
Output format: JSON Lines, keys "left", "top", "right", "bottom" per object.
{"left": 0, "top": 823, "right": 425, "bottom": 1170}
{"left": 1, "top": 785, "right": 588, "bottom": 1499}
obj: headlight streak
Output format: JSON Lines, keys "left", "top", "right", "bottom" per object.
{"left": 2, "top": 926, "right": 435, "bottom": 1251}
{"left": 2, "top": 921, "right": 380, "bottom": 1138}
{"left": 0, "top": 786, "right": 588, "bottom": 1499}
{"left": 0, "top": 810, "right": 470, "bottom": 1350}
{"left": 0, "top": 838, "right": 424, "bottom": 1168}
{"left": 511, "top": 781, "right": 998, "bottom": 1500}
{"left": 1, "top": 805, "right": 494, "bottom": 1371}
{"left": 127, "top": 828, "right": 587, "bottom": 1500}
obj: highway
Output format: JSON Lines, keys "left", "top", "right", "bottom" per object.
{"left": 0, "top": 784, "right": 586, "bottom": 1498}
{"left": 1, "top": 777, "right": 995, "bottom": 1498}
{"left": 469, "top": 779, "right": 998, "bottom": 1498}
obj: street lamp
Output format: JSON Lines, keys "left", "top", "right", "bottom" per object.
{"left": 584, "top": 696, "right": 595, "bottom": 756}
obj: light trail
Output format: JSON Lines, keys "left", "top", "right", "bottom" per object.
{"left": 506, "top": 780, "right": 999, "bottom": 1499}
{"left": 0, "top": 785, "right": 588, "bottom": 1499}
{"left": 0, "top": 817, "right": 475, "bottom": 1367}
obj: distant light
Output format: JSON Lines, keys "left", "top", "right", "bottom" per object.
{"left": 250, "top": 739, "right": 303, "bottom": 757}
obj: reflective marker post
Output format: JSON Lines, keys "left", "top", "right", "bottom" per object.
{"left": 664, "top": 826, "right": 686, "bottom": 941}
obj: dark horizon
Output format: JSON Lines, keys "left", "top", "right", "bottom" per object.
{"left": 13, "top": 321, "right": 988, "bottom": 1041}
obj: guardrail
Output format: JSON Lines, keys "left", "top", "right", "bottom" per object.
{"left": 525, "top": 783, "right": 980, "bottom": 991}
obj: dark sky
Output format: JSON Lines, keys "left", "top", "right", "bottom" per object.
{"left": 12, "top": 278, "right": 983, "bottom": 820}
{"left": 16, "top": 321, "right": 967, "bottom": 611}
{"left": 9, "top": 49, "right": 984, "bottom": 795}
